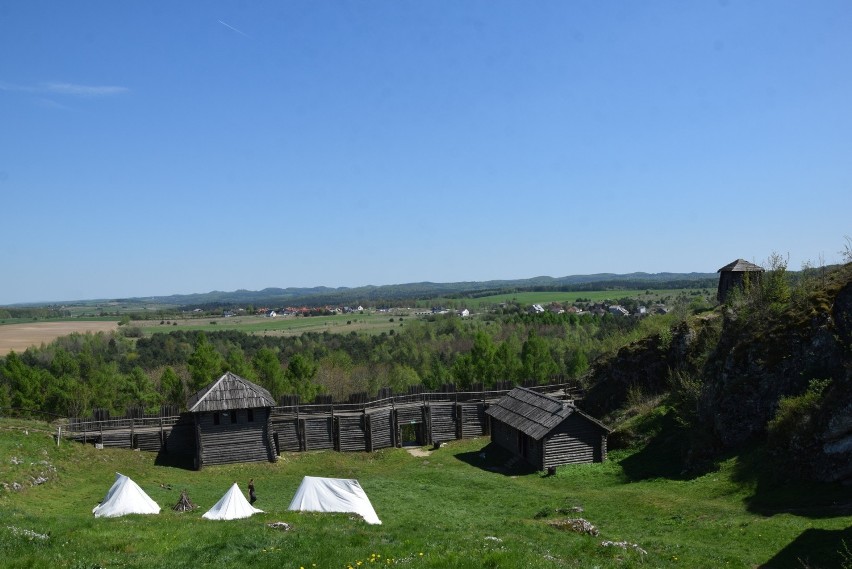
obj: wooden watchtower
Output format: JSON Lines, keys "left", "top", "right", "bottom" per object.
{"left": 717, "top": 259, "right": 764, "bottom": 302}
{"left": 186, "top": 371, "right": 277, "bottom": 470}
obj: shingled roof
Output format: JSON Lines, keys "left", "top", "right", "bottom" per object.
{"left": 486, "top": 387, "right": 610, "bottom": 440}
{"left": 717, "top": 259, "right": 764, "bottom": 273}
{"left": 186, "top": 371, "right": 276, "bottom": 413}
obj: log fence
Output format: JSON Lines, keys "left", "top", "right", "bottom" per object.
{"left": 61, "top": 382, "right": 581, "bottom": 459}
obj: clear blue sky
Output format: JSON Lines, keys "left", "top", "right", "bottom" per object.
{"left": 2, "top": 1, "right": 850, "bottom": 304}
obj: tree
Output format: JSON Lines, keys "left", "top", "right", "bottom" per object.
{"left": 121, "top": 366, "right": 161, "bottom": 412}
{"left": 225, "top": 345, "right": 256, "bottom": 380}
{"left": 315, "top": 351, "right": 354, "bottom": 402}
{"left": 521, "top": 330, "right": 558, "bottom": 384}
{"left": 2, "top": 351, "right": 46, "bottom": 411}
{"left": 762, "top": 252, "right": 791, "bottom": 307}
{"left": 160, "top": 366, "right": 185, "bottom": 408}
{"left": 494, "top": 336, "right": 523, "bottom": 383}
{"left": 284, "top": 353, "right": 320, "bottom": 401}
{"left": 253, "top": 348, "right": 286, "bottom": 400}
{"left": 187, "top": 333, "right": 224, "bottom": 391}
{"left": 469, "top": 331, "right": 497, "bottom": 386}
{"left": 451, "top": 353, "right": 475, "bottom": 389}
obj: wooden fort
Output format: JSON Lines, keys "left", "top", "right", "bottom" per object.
{"left": 64, "top": 374, "right": 598, "bottom": 470}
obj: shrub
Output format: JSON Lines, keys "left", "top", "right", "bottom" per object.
{"left": 767, "top": 378, "right": 831, "bottom": 475}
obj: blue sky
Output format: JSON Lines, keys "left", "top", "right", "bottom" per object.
{"left": 1, "top": 1, "right": 850, "bottom": 304}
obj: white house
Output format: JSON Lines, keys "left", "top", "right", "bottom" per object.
{"left": 608, "top": 305, "right": 629, "bottom": 316}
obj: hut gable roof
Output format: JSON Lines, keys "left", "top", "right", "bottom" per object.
{"left": 486, "top": 387, "right": 610, "bottom": 441}
{"left": 186, "top": 371, "right": 276, "bottom": 413}
{"left": 717, "top": 259, "right": 764, "bottom": 273}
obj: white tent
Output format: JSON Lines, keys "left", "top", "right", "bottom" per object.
{"left": 287, "top": 476, "right": 381, "bottom": 525}
{"left": 202, "top": 483, "right": 263, "bottom": 520}
{"left": 92, "top": 473, "right": 160, "bottom": 518}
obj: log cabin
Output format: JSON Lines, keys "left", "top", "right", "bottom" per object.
{"left": 486, "top": 387, "right": 611, "bottom": 470}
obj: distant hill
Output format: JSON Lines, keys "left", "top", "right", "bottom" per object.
{"left": 4, "top": 271, "right": 718, "bottom": 310}
{"left": 113, "top": 272, "right": 718, "bottom": 309}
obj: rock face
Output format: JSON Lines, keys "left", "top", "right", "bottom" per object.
{"left": 582, "top": 266, "right": 852, "bottom": 482}
{"left": 582, "top": 317, "right": 721, "bottom": 418}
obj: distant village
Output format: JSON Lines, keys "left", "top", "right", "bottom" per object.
{"left": 210, "top": 300, "right": 670, "bottom": 320}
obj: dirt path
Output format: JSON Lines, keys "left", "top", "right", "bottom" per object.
{"left": 0, "top": 321, "right": 118, "bottom": 355}
{"left": 405, "top": 446, "right": 433, "bottom": 458}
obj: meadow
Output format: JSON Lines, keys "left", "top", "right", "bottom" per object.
{"left": 2, "top": 418, "right": 849, "bottom": 569}
{"left": 453, "top": 289, "right": 712, "bottom": 310}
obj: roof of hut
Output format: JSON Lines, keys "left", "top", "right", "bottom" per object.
{"left": 717, "top": 259, "right": 764, "bottom": 273}
{"left": 485, "top": 387, "right": 610, "bottom": 441}
{"left": 186, "top": 371, "right": 276, "bottom": 413}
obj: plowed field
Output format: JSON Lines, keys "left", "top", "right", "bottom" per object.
{"left": 0, "top": 321, "right": 118, "bottom": 355}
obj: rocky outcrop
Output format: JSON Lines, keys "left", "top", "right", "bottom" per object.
{"left": 582, "top": 265, "right": 852, "bottom": 482}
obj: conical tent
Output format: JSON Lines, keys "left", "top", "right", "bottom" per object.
{"left": 92, "top": 473, "right": 160, "bottom": 517}
{"left": 202, "top": 483, "right": 263, "bottom": 520}
{"left": 288, "top": 476, "right": 381, "bottom": 525}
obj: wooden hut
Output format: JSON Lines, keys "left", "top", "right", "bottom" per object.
{"left": 485, "top": 387, "right": 611, "bottom": 470}
{"left": 185, "top": 371, "right": 277, "bottom": 470}
{"left": 717, "top": 258, "right": 764, "bottom": 302}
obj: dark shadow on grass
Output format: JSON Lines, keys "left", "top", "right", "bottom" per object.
{"left": 453, "top": 442, "right": 539, "bottom": 476}
{"left": 154, "top": 450, "right": 195, "bottom": 470}
{"left": 732, "top": 444, "right": 852, "bottom": 519}
{"left": 760, "top": 526, "right": 852, "bottom": 568}
{"left": 617, "top": 410, "right": 704, "bottom": 481}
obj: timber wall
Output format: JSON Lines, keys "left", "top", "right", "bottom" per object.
{"left": 64, "top": 383, "right": 581, "bottom": 468}
{"left": 542, "top": 413, "right": 608, "bottom": 468}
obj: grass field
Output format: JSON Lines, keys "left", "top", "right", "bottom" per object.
{"left": 136, "top": 312, "right": 416, "bottom": 337}
{"left": 1, "top": 418, "right": 849, "bottom": 568}
{"left": 452, "top": 288, "right": 713, "bottom": 309}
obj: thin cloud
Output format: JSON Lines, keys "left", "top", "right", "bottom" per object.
{"left": 0, "top": 81, "right": 129, "bottom": 97}
{"left": 42, "top": 82, "right": 129, "bottom": 97}
{"left": 218, "top": 19, "right": 251, "bottom": 38}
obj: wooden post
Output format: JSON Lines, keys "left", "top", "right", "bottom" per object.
{"left": 365, "top": 412, "right": 372, "bottom": 453}
{"left": 194, "top": 414, "right": 203, "bottom": 470}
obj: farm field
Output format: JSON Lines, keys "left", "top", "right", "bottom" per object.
{"left": 455, "top": 288, "right": 712, "bottom": 309}
{"left": 136, "top": 312, "right": 416, "bottom": 337}
{"left": 1, "top": 419, "right": 849, "bottom": 568}
{"left": 0, "top": 320, "right": 118, "bottom": 356}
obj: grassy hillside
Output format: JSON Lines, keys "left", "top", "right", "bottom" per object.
{"left": 1, "top": 419, "right": 850, "bottom": 568}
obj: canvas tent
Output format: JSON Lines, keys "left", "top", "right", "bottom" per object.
{"left": 287, "top": 476, "right": 381, "bottom": 525}
{"left": 202, "top": 483, "right": 263, "bottom": 520}
{"left": 92, "top": 472, "right": 160, "bottom": 517}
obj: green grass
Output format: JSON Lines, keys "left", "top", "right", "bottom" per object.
{"left": 1, "top": 419, "right": 850, "bottom": 568}
{"left": 443, "top": 289, "right": 709, "bottom": 310}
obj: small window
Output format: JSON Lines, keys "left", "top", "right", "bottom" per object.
{"left": 213, "top": 413, "right": 220, "bottom": 426}
{"left": 230, "top": 410, "right": 238, "bottom": 423}
{"left": 247, "top": 409, "right": 254, "bottom": 422}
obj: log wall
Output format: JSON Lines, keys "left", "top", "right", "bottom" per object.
{"left": 458, "top": 402, "right": 488, "bottom": 438}
{"left": 302, "top": 416, "right": 334, "bottom": 451}
{"left": 63, "top": 383, "right": 595, "bottom": 469}
{"left": 367, "top": 408, "right": 394, "bottom": 450}
{"left": 336, "top": 413, "right": 367, "bottom": 452}
{"left": 197, "top": 409, "right": 273, "bottom": 467}
{"left": 428, "top": 403, "right": 457, "bottom": 444}
{"left": 542, "top": 413, "right": 607, "bottom": 469}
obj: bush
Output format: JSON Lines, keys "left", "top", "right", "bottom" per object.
{"left": 767, "top": 378, "right": 831, "bottom": 475}
{"left": 120, "top": 326, "right": 143, "bottom": 338}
